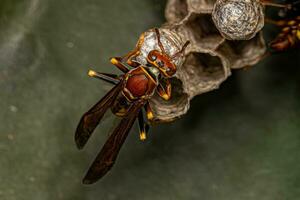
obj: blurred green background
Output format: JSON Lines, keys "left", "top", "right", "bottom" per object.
{"left": 1, "top": 0, "right": 300, "bottom": 200}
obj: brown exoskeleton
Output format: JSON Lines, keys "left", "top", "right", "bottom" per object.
{"left": 267, "top": 16, "right": 300, "bottom": 51}
{"left": 264, "top": 0, "right": 300, "bottom": 52}
{"left": 75, "top": 28, "right": 190, "bottom": 184}
{"left": 262, "top": 0, "right": 300, "bottom": 51}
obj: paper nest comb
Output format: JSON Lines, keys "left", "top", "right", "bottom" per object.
{"left": 135, "top": 0, "right": 267, "bottom": 122}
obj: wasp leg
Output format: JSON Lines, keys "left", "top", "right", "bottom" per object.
{"left": 265, "top": 18, "right": 287, "bottom": 27}
{"left": 261, "top": 0, "right": 292, "bottom": 9}
{"left": 110, "top": 57, "right": 132, "bottom": 73}
{"left": 145, "top": 102, "right": 154, "bottom": 122}
{"left": 88, "top": 70, "right": 120, "bottom": 85}
{"left": 125, "top": 50, "right": 141, "bottom": 68}
{"left": 124, "top": 32, "right": 144, "bottom": 60}
{"left": 157, "top": 79, "right": 172, "bottom": 101}
{"left": 124, "top": 50, "right": 140, "bottom": 60}
{"left": 111, "top": 33, "right": 145, "bottom": 69}
{"left": 138, "top": 110, "right": 150, "bottom": 141}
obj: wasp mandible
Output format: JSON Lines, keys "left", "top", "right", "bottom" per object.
{"left": 75, "top": 28, "right": 190, "bottom": 184}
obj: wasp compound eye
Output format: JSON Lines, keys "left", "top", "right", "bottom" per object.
{"left": 150, "top": 55, "right": 157, "bottom": 61}
{"left": 148, "top": 50, "right": 158, "bottom": 62}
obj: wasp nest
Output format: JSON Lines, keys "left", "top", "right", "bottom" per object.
{"left": 142, "top": 0, "right": 266, "bottom": 122}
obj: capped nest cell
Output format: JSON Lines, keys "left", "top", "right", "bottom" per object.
{"left": 212, "top": 0, "right": 265, "bottom": 40}
{"left": 137, "top": 0, "right": 267, "bottom": 122}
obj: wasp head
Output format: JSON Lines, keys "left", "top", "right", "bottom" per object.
{"left": 147, "top": 50, "right": 176, "bottom": 77}
{"left": 146, "top": 28, "right": 190, "bottom": 78}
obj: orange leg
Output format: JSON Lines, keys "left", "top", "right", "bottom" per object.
{"left": 124, "top": 50, "right": 141, "bottom": 67}
{"left": 261, "top": 0, "right": 292, "bottom": 9}
{"left": 123, "top": 33, "right": 145, "bottom": 67}
{"left": 88, "top": 70, "right": 119, "bottom": 84}
{"left": 156, "top": 79, "right": 172, "bottom": 101}
{"left": 265, "top": 18, "right": 287, "bottom": 26}
{"left": 110, "top": 57, "right": 131, "bottom": 73}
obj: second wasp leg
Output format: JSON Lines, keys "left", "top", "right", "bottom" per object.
{"left": 145, "top": 102, "right": 154, "bottom": 122}
{"left": 88, "top": 70, "right": 120, "bottom": 85}
{"left": 123, "top": 33, "right": 144, "bottom": 67}
{"left": 138, "top": 110, "right": 150, "bottom": 141}
{"left": 125, "top": 50, "right": 141, "bottom": 67}
{"left": 157, "top": 79, "right": 172, "bottom": 101}
{"left": 110, "top": 57, "right": 131, "bottom": 73}
{"left": 265, "top": 18, "right": 287, "bottom": 26}
{"left": 261, "top": 0, "right": 291, "bottom": 9}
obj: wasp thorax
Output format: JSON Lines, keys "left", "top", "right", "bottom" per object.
{"left": 212, "top": 0, "right": 265, "bottom": 40}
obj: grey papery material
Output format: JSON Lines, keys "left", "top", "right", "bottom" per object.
{"left": 212, "top": 0, "right": 265, "bottom": 40}
{"left": 140, "top": 0, "right": 266, "bottom": 122}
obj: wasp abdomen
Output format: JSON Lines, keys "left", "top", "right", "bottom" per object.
{"left": 111, "top": 94, "right": 132, "bottom": 117}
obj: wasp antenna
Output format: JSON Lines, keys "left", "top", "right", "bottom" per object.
{"left": 171, "top": 41, "right": 190, "bottom": 60}
{"left": 154, "top": 28, "right": 166, "bottom": 54}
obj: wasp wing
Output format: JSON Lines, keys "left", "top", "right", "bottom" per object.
{"left": 82, "top": 101, "right": 145, "bottom": 184}
{"left": 75, "top": 83, "right": 122, "bottom": 149}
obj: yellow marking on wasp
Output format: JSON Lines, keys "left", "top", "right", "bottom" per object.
{"left": 147, "top": 110, "right": 154, "bottom": 121}
{"left": 140, "top": 131, "right": 147, "bottom": 141}
{"left": 162, "top": 94, "right": 170, "bottom": 101}
{"left": 297, "top": 30, "right": 300, "bottom": 40}
{"left": 88, "top": 70, "right": 96, "bottom": 77}
{"left": 288, "top": 20, "right": 296, "bottom": 26}
{"left": 282, "top": 27, "right": 290, "bottom": 33}
{"left": 110, "top": 58, "right": 118, "bottom": 65}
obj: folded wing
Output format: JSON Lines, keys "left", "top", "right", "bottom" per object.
{"left": 82, "top": 101, "right": 145, "bottom": 184}
{"left": 75, "top": 83, "right": 122, "bottom": 149}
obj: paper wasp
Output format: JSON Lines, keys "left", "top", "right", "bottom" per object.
{"left": 262, "top": 0, "right": 300, "bottom": 52}
{"left": 267, "top": 15, "right": 300, "bottom": 51}
{"left": 75, "top": 28, "right": 190, "bottom": 184}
